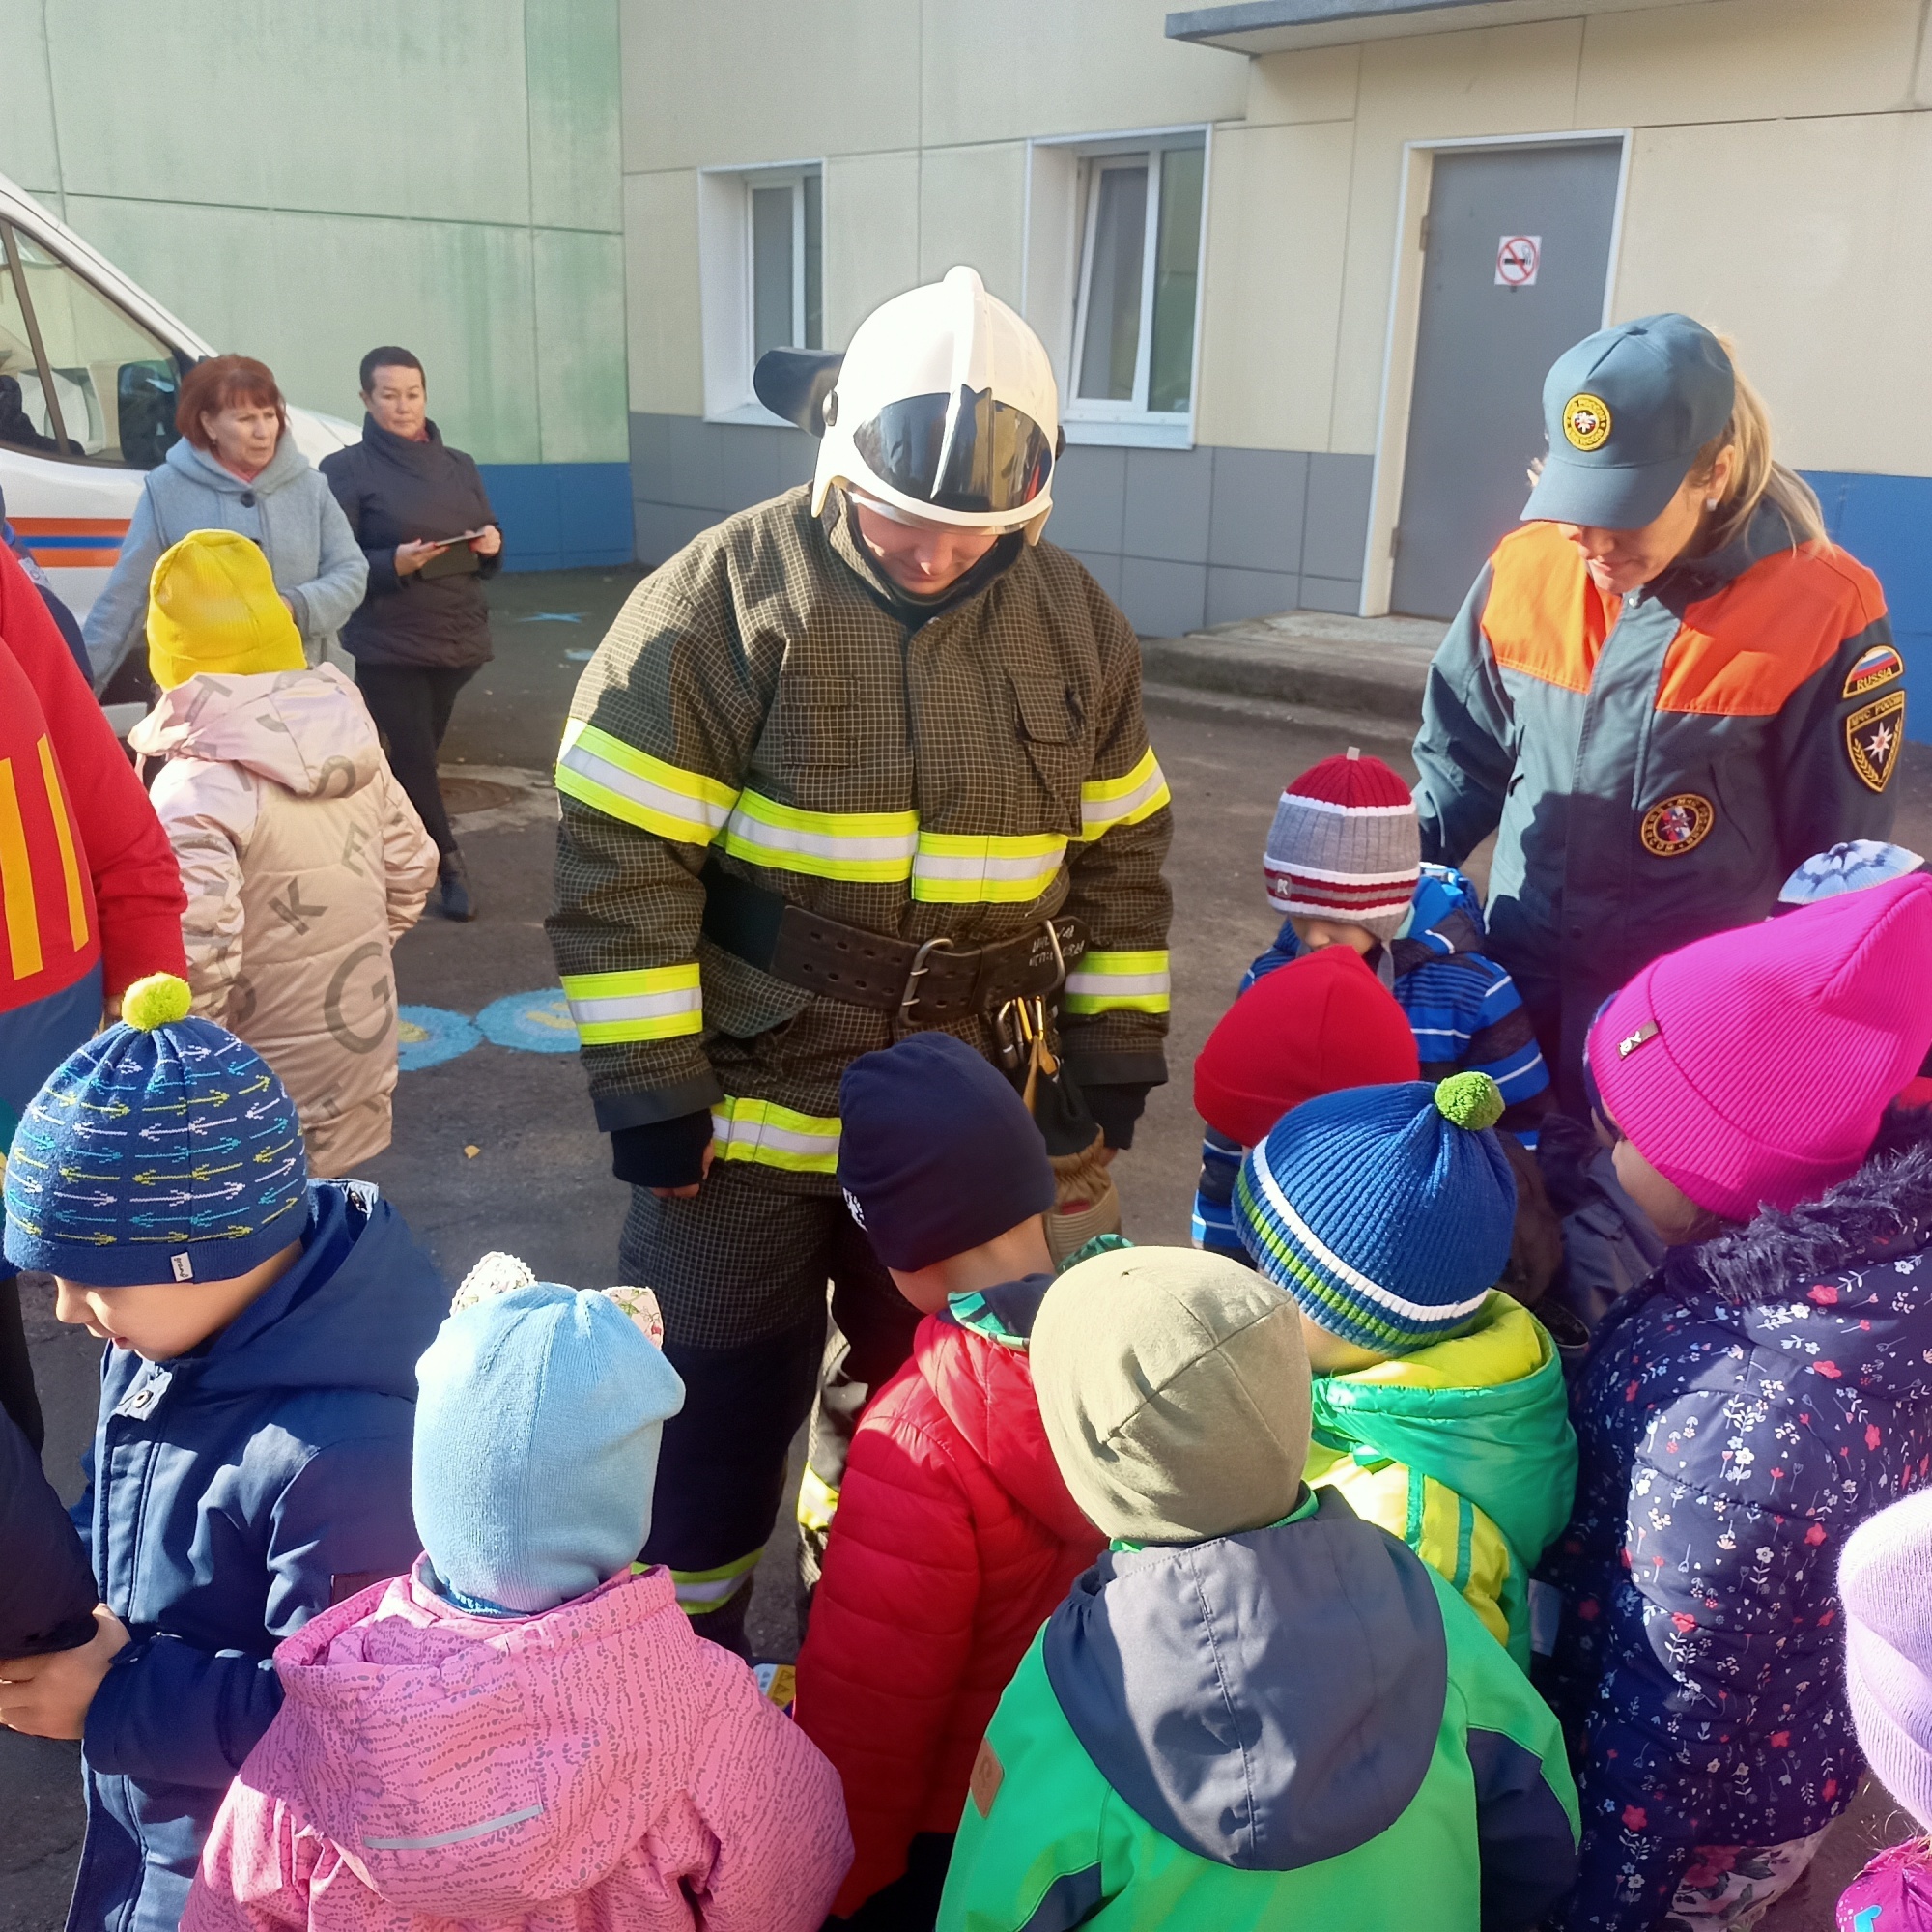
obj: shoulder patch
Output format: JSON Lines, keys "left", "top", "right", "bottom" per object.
{"left": 971, "top": 1737, "right": 1005, "bottom": 1818}
{"left": 1846, "top": 690, "right": 1906, "bottom": 793}
{"left": 1639, "top": 793, "right": 1716, "bottom": 858}
{"left": 1843, "top": 642, "right": 1905, "bottom": 700}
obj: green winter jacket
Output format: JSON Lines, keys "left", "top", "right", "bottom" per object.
{"left": 938, "top": 1488, "right": 1577, "bottom": 1932}
{"left": 1305, "top": 1292, "right": 1577, "bottom": 1667}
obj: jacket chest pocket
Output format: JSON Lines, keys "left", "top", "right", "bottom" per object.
{"left": 1008, "top": 672, "right": 1088, "bottom": 837}
{"left": 762, "top": 667, "right": 853, "bottom": 771}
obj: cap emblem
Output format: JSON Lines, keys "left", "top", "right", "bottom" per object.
{"left": 1617, "top": 1018, "right": 1660, "bottom": 1059}
{"left": 1563, "top": 392, "right": 1612, "bottom": 452}
{"left": 1640, "top": 792, "right": 1716, "bottom": 858}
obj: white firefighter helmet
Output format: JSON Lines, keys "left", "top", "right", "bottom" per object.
{"left": 775, "top": 266, "right": 1061, "bottom": 541}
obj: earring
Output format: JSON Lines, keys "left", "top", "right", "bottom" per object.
{"left": 1704, "top": 497, "right": 1719, "bottom": 511}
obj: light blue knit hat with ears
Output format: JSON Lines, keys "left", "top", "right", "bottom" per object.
{"left": 412, "top": 1254, "right": 685, "bottom": 1616}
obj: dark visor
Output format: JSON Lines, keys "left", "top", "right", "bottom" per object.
{"left": 852, "top": 386, "right": 1053, "bottom": 516}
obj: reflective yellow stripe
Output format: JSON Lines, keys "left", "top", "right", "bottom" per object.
{"left": 0, "top": 760, "right": 42, "bottom": 980}
{"left": 560, "top": 964, "right": 702, "bottom": 1044}
{"left": 710, "top": 1094, "right": 842, "bottom": 1174}
{"left": 796, "top": 1464, "right": 840, "bottom": 1536}
{"left": 722, "top": 789, "right": 918, "bottom": 883}
{"left": 1064, "top": 948, "right": 1171, "bottom": 1014}
{"left": 35, "top": 738, "right": 87, "bottom": 952}
{"left": 554, "top": 719, "right": 738, "bottom": 844}
{"left": 665, "top": 1548, "right": 762, "bottom": 1612}
{"left": 1080, "top": 746, "right": 1171, "bottom": 840}
{"left": 911, "top": 830, "right": 1066, "bottom": 904}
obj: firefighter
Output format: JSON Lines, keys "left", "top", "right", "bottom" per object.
{"left": 546, "top": 267, "right": 1173, "bottom": 1647}
{"left": 1414, "top": 313, "right": 1900, "bottom": 1113}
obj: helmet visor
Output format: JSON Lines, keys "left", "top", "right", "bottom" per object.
{"left": 851, "top": 385, "right": 1053, "bottom": 517}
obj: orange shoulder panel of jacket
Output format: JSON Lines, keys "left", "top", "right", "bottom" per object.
{"left": 1478, "top": 523, "right": 1617, "bottom": 694}
{"left": 1656, "top": 542, "right": 1889, "bottom": 717}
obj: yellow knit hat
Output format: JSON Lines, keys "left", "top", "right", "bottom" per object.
{"left": 146, "top": 529, "right": 305, "bottom": 689}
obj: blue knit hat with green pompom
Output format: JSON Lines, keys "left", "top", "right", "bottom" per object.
{"left": 2, "top": 973, "right": 307, "bottom": 1286}
{"left": 1234, "top": 1072, "right": 1518, "bottom": 1354}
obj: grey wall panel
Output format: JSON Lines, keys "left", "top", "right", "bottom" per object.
{"left": 664, "top": 414, "right": 729, "bottom": 511}
{"left": 1123, "top": 445, "right": 1214, "bottom": 563}
{"left": 1049, "top": 445, "right": 1128, "bottom": 554}
{"left": 1296, "top": 573, "right": 1363, "bottom": 614}
{"left": 629, "top": 412, "right": 675, "bottom": 507}
{"left": 634, "top": 500, "right": 722, "bottom": 567}
{"left": 1065, "top": 547, "right": 1125, "bottom": 605}
{"left": 1302, "top": 452, "right": 1375, "bottom": 583}
{"left": 1122, "top": 556, "right": 1208, "bottom": 638}
{"left": 1207, "top": 563, "right": 1301, "bottom": 627}
{"left": 1208, "top": 448, "right": 1308, "bottom": 574}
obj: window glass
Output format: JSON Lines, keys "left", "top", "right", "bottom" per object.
{"left": 752, "top": 185, "right": 797, "bottom": 364}
{"left": 1149, "top": 145, "right": 1205, "bottom": 414}
{"left": 0, "top": 228, "right": 66, "bottom": 456}
{"left": 2, "top": 226, "right": 179, "bottom": 467}
{"left": 1077, "top": 164, "right": 1148, "bottom": 403}
{"left": 802, "top": 171, "right": 823, "bottom": 352}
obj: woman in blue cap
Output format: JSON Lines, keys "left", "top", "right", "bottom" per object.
{"left": 1412, "top": 314, "right": 1900, "bottom": 1113}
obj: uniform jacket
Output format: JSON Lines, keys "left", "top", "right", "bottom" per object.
{"left": 0, "top": 1405, "right": 96, "bottom": 1657}
{"left": 937, "top": 1488, "right": 1578, "bottom": 1932}
{"left": 1304, "top": 1293, "right": 1577, "bottom": 1667}
{"left": 320, "top": 417, "right": 499, "bottom": 671}
{"left": 547, "top": 488, "right": 1173, "bottom": 1185}
{"left": 83, "top": 437, "right": 368, "bottom": 686}
{"left": 1412, "top": 508, "right": 1898, "bottom": 1104}
{"left": 1539, "top": 1116, "right": 1932, "bottom": 1932}
{"left": 1194, "top": 866, "right": 1547, "bottom": 1255}
{"left": 74, "top": 1183, "right": 445, "bottom": 1932}
{"left": 183, "top": 1560, "right": 851, "bottom": 1932}
{"left": 793, "top": 1275, "right": 1104, "bottom": 1916}
{"left": 128, "top": 666, "right": 438, "bottom": 1177}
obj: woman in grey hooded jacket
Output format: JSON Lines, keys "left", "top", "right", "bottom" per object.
{"left": 82, "top": 355, "right": 366, "bottom": 688}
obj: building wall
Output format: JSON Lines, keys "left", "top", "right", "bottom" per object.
{"left": 620, "top": 0, "right": 1932, "bottom": 704}
{"left": 1, "top": 0, "right": 631, "bottom": 569}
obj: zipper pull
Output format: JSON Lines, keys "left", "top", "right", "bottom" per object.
{"left": 113, "top": 1367, "right": 173, "bottom": 1421}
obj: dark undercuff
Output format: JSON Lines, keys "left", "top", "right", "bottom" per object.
{"left": 591, "top": 1071, "right": 725, "bottom": 1133}
{"left": 611, "top": 1112, "right": 715, "bottom": 1188}
{"left": 1061, "top": 1046, "right": 1169, "bottom": 1091}
{"left": 1083, "top": 1083, "right": 1151, "bottom": 1152}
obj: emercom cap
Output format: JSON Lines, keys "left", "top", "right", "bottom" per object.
{"left": 1522, "top": 313, "right": 1735, "bottom": 531}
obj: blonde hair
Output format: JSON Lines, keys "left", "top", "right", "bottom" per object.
{"left": 1690, "top": 340, "right": 1831, "bottom": 553}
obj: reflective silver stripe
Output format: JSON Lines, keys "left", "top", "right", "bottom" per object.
{"left": 1065, "top": 968, "right": 1170, "bottom": 999}
{"left": 566, "top": 987, "right": 701, "bottom": 1026}
{"left": 365, "top": 1805, "right": 543, "bottom": 1851}
{"left": 912, "top": 846, "right": 1064, "bottom": 884}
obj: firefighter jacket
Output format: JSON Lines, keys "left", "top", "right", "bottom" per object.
{"left": 1413, "top": 505, "right": 1898, "bottom": 1099}
{"left": 547, "top": 488, "right": 1174, "bottom": 1188}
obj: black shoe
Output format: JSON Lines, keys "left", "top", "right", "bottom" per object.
{"left": 438, "top": 851, "right": 476, "bottom": 922}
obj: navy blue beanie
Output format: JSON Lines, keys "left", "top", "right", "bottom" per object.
{"left": 838, "top": 1032, "right": 1054, "bottom": 1271}
{"left": 3, "top": 973, "right": 307, "bottom": 1286}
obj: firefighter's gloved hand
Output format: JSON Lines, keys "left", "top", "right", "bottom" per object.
{"left": 1083, "top": 1083, "right": 1151, "bottom": 1153}
{"left": 611, "top": 1111, "right": 715, "bottom": 1189}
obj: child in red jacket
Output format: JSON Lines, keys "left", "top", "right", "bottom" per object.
{"left": 795, "top": 1032, "right": 1105, "bottom": 1930}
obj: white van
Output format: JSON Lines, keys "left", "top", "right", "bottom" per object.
{"left": 0, "top": 171, "right": 354, "bottom": 648}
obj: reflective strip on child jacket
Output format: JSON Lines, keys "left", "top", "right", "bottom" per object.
{"left": 560, "top": 965, "right": 703, "bottom": 1044}
{"left": 1064, "top": 949, "right": 1173, "bottom": 1014}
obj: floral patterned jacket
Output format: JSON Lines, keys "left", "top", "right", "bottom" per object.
{"left": 1540, "top": 1114, "right": 1932, "bottom": 1932}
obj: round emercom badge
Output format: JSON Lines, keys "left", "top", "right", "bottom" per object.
{"left": 476, "top": 989, "right": 582, "bottom": 1053}
{"left": 1639, "top": 792, "right": 1716, "bottom": 858}
{"left": 1563, "top": 392, "right": 1612, "bottom": 452}
{"left": 395, "top": 1006, "right": 482, "bottom": 1071}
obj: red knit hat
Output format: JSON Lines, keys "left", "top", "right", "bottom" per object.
{"left": 1193, "top": 945, "right": 1421, "bottom": 1149}
{"left": 1264, "top": 749, "right": 1421, "bottom": 942}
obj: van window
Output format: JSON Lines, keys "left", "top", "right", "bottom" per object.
{"left": 0, "top": 222, "right": 183, "bottom": 469}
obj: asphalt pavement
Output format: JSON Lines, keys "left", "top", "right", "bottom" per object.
{"left": 5, "top": 564, "right": 1927, "bottom": 1930}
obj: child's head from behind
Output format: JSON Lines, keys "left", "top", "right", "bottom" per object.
{"left": 146, "top": 529, "right": 306, "bottom": 690}
{"left": 1032, "top": 1246, "right": 1311, "bottom": 1544}
{"left": 1264, "top": 748, "right": 1419, "bottom": 951}
{"left": 838, "top": 1030, "right": 1054, "bottom": 1311}
{"left": 412, "top": 1260, "right": 686, "bottom": 1617}
{"left": 1235, "top": 1073, "right": 1518, "bottom": 1366}
{"left": 1587, "top": 872, "right": 1932, "bottom": 1240}
{"left": 3, "top": 974, "right": 309, "bottom": 1360}
{"left": 1194, "top": 944, "right": 1419, "bottom": 1150}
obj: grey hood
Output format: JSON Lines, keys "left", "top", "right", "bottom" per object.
{"left": 1041, "top": 1488, "right": 1448, "bottom": 1870}
{"left": 164, "top": 431, "right": 313, "bottom": 497}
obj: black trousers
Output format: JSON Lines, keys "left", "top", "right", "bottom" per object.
{"left": 0, "top": 1275, "right": 45, "bottom": 1453}
{"left": 354, "top": 662, "right": 478, "bottom": 856}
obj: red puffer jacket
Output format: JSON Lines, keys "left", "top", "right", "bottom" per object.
{"left": 794, "top": 1275, "right": 1102, "bottom": 1918}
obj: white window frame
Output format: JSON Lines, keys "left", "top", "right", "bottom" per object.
{"left": 1026, "top": 126, "right": 1209, "bottom": 450}
{"left": 697, "top": 158, "right": 824, "bottom": 426}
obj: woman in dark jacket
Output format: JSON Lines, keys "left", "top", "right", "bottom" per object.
{"left": 321, "top": 347, "right": 500, "bottom": 921}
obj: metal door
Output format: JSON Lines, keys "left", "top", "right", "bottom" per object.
{"left": 1390, "top": 141, "right": 1622, "bottom": 619}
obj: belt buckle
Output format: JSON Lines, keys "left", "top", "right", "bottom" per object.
{"left": 899, "top": 935, "right": 956, "bottom": 1023}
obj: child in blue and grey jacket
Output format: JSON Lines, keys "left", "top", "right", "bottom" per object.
{"left": 0, "top": 973, "right": 445, "bottom": 1932}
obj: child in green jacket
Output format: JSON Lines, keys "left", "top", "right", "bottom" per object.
{"left": 937, "top": 1246, "right": 1577, "bottom": 1932}
{"left": 1235, "top": 1072, "right": 1577, "bottom": 1666}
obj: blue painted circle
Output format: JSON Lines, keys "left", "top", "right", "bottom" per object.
{"left": 475, "top": 989, "right": 581, "bottom": 1054}
{"left": 395, "top": 1005, "right": 483, "bottom": 1071}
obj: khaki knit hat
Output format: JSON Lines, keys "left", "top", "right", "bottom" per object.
{"left": 1032, "top": 1247, "right": 1311, "bottom": 1545}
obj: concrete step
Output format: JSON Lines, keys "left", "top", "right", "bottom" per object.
{"left": 1141, "top": 609, "right": 1444, "bottom": 725}
{"left": 1141, "top": 679, "right": 1416, "bottom": 745}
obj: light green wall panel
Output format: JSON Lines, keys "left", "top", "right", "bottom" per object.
{"left": 0, "top": 0, "right": 63, "bottom": 196}
{"left": 533, "top": 229, "right": 629, "bottom": 460}
{"left": 528, "top": 0, "right": 623, "bottom": 231}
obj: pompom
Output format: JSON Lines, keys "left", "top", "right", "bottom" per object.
{"left": 1435, "top": 1070, "right": 1504, "bottom": 1133}
{"left": 121, "top": 973, "right": 193, "bottom": 1032}
{"left": 450, "top": 1250, "right": 537, "bottom": 1315}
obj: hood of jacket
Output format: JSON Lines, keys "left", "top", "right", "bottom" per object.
{"left": 1389, "top": 862, "right": 1487, "bottom": 975}
{"left": 1042, "top": 1488, "right": 1448, "bottom": 1870}
{"left": 165, "top": 432, "right": 312, "bottom": 498}
{"left": 918, "top": 1275, "right": 1097, "bottom": 1547}
{"left": 268, "top": 1562, "right": 699, "bottom": 1914}
{"left": 128, "top": 663, "right": 380, "bottom": 798}
{"left": 1308, "top": 1293, "right": 1577, "bottom": 1566}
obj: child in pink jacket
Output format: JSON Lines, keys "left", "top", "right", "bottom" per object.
{"left": 183, "top": 1256, "right": 853, "bottom": 1932}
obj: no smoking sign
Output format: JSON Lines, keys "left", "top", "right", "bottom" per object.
{"left": 1495, "top": 234, "right": 1541, "bottom": 287}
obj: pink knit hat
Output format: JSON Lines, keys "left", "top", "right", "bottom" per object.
{"left": 1587, "top": 873, "right": 1932, "bottom": 1224}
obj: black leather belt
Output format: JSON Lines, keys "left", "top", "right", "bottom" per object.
{"left": 700, "top": 860, "right": 1086, "bottom": 1022}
